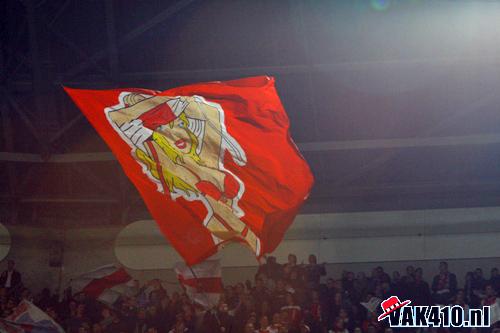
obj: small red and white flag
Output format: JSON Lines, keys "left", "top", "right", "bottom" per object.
{"left": 0, "top": 300, "right": 64, "bottom": 332}
{"left": 70, "top": 264, "right": 132, "bottom": 304}
{"left": 361, "top": 296, "right": 383, "bottom": 313}
{"left": 175, "top": 260, "right": 222, "bottom": 310}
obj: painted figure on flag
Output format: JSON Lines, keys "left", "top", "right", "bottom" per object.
{"left": 105, "top": 93, "right": 261, "bottom": 255}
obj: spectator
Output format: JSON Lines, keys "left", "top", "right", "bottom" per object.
{"left": 331, "top": 317, "right": 349, "bottom": 333}
{"left": 132, "top": 308, "right": 148, "bottom": 333}
{"left": 325, "top": 278, "right": 339, "bottom": 299}
{"left": 271, "top": 279, "right": 288, "bottom": 313}
{"left": 403, "top": 268, "right": 415, "bottom": 299}
{"left": 289, "top": 269, "right": 304, "bottom": 294}
{"left": 491, "top": 268, "right": 500, "bottom": 294}
{"left": 91, "top": 323, "right": 103, "bottom": 333}
{"left": 300, "top": 323, "right": 311, "bottom": 333}
{"left": 349, "top": 305, "right": 363, "bottom": 331}
{"left": 181, "top": 303, "right": 195, "bottom": 332}
{"left": 390, "top": 271, "right": 403, "bottom": 297}
{"left": 338, "top": 308, "right": 354, "bottom": 332}
{"left": 471, "top": 268, "right": 487, "bottom": 297}
{"left": 412, "top": 268, "right": 431, "bottom": 306}
{"left": 168, "top": 320, "right": 189, "bottom": 333}
{"left": 98, "top": 307, "right": 113, "bottom": 332}
{"left": 257, "top": 272, "right": 275, "bottom": 292}
{"left": 104, "top": 315, "right": 128, "bottom": 333}
{"left": 404, "top": 266, "right": 415, "bottom": 280}
{"left": 326, "top": 291, "right": 345, "bottom": 329}
{"left": 342, "top": 272, "right": 356, "bottom": 301}
{"left": 482, "top": 284, "right": 497, "bottom": 306}
{"left": 281, "top": 293, "right": 302, "bottom": 330}
{"left": 46, "top": 305, "right": 60, "bottom": 324}
{"left": 66, "top": 303, "right": 90, "bottom": 333}
{"left": 257, "top": 257, "right": 283, "bottom": 282}
{"left": 0, "top": 260, "right": 22, "bottom": 295}
{"left": 268, "top": 312, "right": 283, "bottom": 333}
{"left": 36, "top": 288, "right": 53, "bottom": 310}
{"left": 283, "top": 254, "right": 302, "bottom": 282}
{"left": 257, "top": 299, "right": 272, "bottom": 320}
{"left": 361, "top": 312, "right": 382, "bottom": 333}
{"left": 366, "top": 268, "right": 379, "bottom": 294}
{"left": 464, "top": 271, "right": 478, "bottom": 307}
{"left": 353, "top": 273, "right": 368, "bottom": 301}
{"left": 305, "top": 290, "right": 324, "bottom": 332}
{"left": 432, "top": 261, "right": 457, "bottom": 304}
{"left": 146, "top": 305, "right": 163, "bottom": 330}
{"left": 374, "top": 267, "right": 390, "bottom": 285}
{"left": 453, "top": 289, "right": 470, "bottom": 324}
{"left": 303, "top": 255, "right": 326, "bottom": 290}
{"left": 258, "top": 314, "right": 270, "bottom": 332}
{"left": 380, "top": 282, "right": 392, "bottom": 300}
{"left": 233, "top": 294, "right": 255, "bottom": 332}
{"left": 244, "top": 321, "right": 256, "bottom": 333}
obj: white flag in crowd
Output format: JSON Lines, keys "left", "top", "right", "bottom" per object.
{"left": 175, "top": 260, "right": 222, "bottom": 310}
{"left": 0, "top": 300, "right": 64, "bottom": 333}
{"left": 491, "top": 298, "right": 500, "bottom": 325}
{"left": 361, "top": 297, "right": 382, "bottom": 313}
{"left": 69, "top": 264, "right": 132, "bottom": 304}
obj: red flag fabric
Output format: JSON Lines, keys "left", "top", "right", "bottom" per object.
{"left": 64, "top": 76, "right": 313, "bottom": 265}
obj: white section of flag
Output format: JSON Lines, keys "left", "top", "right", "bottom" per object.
{"left": 174, "top": 260, "right": 222, "bottom": 310}
{"left": 361, "top": 297, "right": 383, "bottom": 313}
{"left": 491, "top": 299, "right": 500, "bottom": 325}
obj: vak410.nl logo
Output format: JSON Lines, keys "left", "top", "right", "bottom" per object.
{"left": 378, "top": 296, "right": 491, "bottom": 328}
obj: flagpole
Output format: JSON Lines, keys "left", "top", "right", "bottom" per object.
{"left": 187, "top": 265, "right": 221, "bottom": 326}
{"left": 56, "top": 228, "right": 66, "bottom": 298}
{"left": 187, "top": 265, "right": 214, "bottom": 309}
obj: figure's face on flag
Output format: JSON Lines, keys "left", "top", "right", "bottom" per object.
{"left": 157, "top": 116, "right": 193, "bottom": 154}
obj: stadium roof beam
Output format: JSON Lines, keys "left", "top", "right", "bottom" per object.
{"left": 63, "top": 0, "right": 198, "bottom": 79}
{"left": 2, "top": 133, "right": 500, "bottom": 162}
{"left": 2, "top": 89, "right": 44, "bottom": 144}
{"left": 104, "top": 0, "right": 119, "bottom": 80}
{"left": 331, "top": 89, "right": 500, "bottom": 187}
{"left": 1, "top": 181, "right": 499, "bottom": 203}
{"left": 8, "top": 55, "right": 500, "bottom": 92}
{"left": 0, "top": 92, "right": 17, "bottom": 212}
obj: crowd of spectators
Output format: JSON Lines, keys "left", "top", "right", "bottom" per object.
{"left": 0, "top": 256, "right": 498, "bottom": 333}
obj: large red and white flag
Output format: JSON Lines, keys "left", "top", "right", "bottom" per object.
{"left": 65, "top": 76, "right": 314, "bottom": 265}
{"left": 175, "top": 260, "right": 222, "bottom": 309}
{"left": 70, "top": 264, "right": 132, "bottom": 304}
